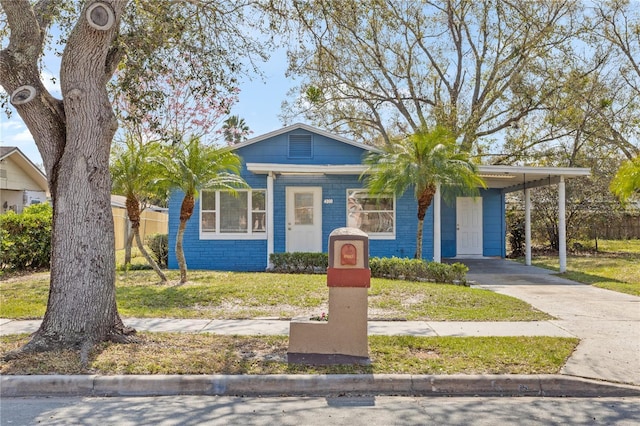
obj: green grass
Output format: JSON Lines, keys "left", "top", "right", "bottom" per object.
{"left": 0, "top": 333, "right": 578, "bottom": 376}
{"left": 529, "top": 239, "right": 640, "bottom": 296}
{"left": 1, "top": 270, "right": 552, "bottom": 321}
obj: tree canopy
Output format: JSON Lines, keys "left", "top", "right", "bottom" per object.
{"left": 0, "top": 0, "right": 276, "bottom": 356}
{"left": 283, "top": 0, "right": 582, "bottom": 153}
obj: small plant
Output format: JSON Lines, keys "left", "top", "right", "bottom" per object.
{"left": 506, "top": 206, "right": 525, "bottom": 258}
{"left": 310, "top": 312, "right": 329, "bottom": 321}
{"left": 146, "top": 233, "right": 168, "bottom": 268}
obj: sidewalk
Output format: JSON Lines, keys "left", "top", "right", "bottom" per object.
{"left": 0, "top": 318, "right": 575, "bottom": 338}
{"left": 2, "top": 259, "right": 639, "bottom": 397}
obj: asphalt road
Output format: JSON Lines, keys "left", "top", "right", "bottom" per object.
{"left": 2, "top": 395, "right": 639, "bottom": 425}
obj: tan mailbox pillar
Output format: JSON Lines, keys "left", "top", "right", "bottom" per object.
{"left": 288, "top": 228, "right": 370, "bottom": 364}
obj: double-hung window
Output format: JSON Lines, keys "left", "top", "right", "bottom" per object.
{"left": 346, "top": 189, "right": 395, "bottom": 238}
{"left": 200, "top": 189, "right": 266, "bottom": 239}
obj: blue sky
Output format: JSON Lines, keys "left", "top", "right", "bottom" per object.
{"left": 0, "top": 47, "right": 297, "bottom": 166}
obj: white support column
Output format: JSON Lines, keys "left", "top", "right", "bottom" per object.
{"left": 558, "top": 176, "right": 567, "bottom": 273}
{"left": 267, "top": 172, "right": 275, "bottom": 268}
{"left": 525, "top": 188, "right": 532, "bottom": 266}
{"left": 433, "top": 183, "right": 441, "bottom": 263}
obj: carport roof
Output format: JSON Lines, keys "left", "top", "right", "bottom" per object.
{"left": 477, "top": 165, "right": 591, "bottom": 193}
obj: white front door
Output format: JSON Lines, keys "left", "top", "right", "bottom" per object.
{"left": 286, "top": 187, "right": 322, "bottom": 252}
{"left": 456, "top": 197, "right": 483, "bottom": 256}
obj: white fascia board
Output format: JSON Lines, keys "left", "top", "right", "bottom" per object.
{"left": 478, "top": 165, "right": 591, "bottom": 178}
{"left": 246, "top": 163, "right": 368, "bottom": 175}
{"left": 233, "top": 123, "right": 380, "bottom": 153}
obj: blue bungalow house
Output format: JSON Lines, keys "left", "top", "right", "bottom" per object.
{"left": 168, "top": 123, "right": 590, "bottom": 272}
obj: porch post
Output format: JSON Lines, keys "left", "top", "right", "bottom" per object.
{"left": 267, "top": 172, "right": 275, "bottom": 268}
{"left": 525, "top": 188, "right": 532, "bottom": 266}
{"left": 433, "top": 183, "right": 441, "bottom": 262}
{"left": 558, "top": 176, "right": 567, "bottom": 273}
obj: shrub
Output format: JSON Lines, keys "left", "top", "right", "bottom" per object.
{"left": 146, "top": 233, "right": 168, "bottom": 268}
{"left": 0, "top": 203, "right": 52, "bottom": 270}
{"left": 269, "top": 252, "right": 328, "bottom": 273}
{"left": 369, "top": 257, "right": 468, "bottom": 285}
{"left": 269, "top": 252, "right": 468, "bottom": 285}
{"left": 506, "top": 207, "right": 525, "bottom": 258}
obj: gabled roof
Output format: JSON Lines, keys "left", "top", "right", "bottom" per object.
{"left": 233, "top": 122, "right": 380, "bottom": 153}
{"left": 0, "top": 146, "right": 49, "bottom": 194}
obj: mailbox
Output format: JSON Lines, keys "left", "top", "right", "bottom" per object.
{"left": 327, "top": 227, "right": 370, "bottom": 288}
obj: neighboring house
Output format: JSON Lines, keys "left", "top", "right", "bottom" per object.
{"left": 0, "top": 146, "right": 49, "bottom": 213}
{"left": 167, "top": 123, "right": 590, "bottom": 272}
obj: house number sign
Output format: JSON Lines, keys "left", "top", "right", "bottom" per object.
{"left": 340, "top": 243, "right": 357, "bottom": 266}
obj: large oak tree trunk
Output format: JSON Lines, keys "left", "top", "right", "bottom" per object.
{"left": 0, "top": 0, "right": 134, "bottom": 358}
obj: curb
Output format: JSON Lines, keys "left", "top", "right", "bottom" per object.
{"left": 2, "top": 374, "right": 639, "bottom": 398}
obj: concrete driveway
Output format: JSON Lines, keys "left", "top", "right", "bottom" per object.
{"left": 456, "top": 258, "right": 640, "bottom": 386}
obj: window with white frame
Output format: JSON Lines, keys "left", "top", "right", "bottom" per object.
{"left": 346, "top": 189, "right": 395, "bottom": 236}
{"left": 201, "top": 189, "right": 266, "bottom": 237}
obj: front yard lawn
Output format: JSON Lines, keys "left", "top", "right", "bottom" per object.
{"left": 529, "top": 239, "right": 640, "bottom": 296}
{"left": 0, "top": 333, "right": 578, "bottom": 376}
{"left": 0, "top": 270, "right": 551, "bottom": 321}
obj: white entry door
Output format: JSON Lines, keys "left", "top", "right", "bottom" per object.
{"left": 286, "top": 187, "right": 322, "bottom": 252}
{"left": 456, "top": 197, "right": 483, "bottom": 256}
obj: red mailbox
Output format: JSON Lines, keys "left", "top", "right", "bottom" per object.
{"left": 340, "top": 244, "right": 358, "bottom": 266}
{"left": 327, "top": 228, "right": 370, "bottom": 288}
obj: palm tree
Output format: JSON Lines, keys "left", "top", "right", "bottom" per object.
{"left": 222, "top": 115, "right": 251, "bottom": 145}
{"left": 364, "top": 127, "right": 486, "bottom": 259}
{"left": 110, "top": 137, "right": 168, "bottom": 282}
{"left": 159, "top": 137, "right": 247, "bottom": 283}
{"left": 610, "top": 155, "right": 640, "bottom": 203}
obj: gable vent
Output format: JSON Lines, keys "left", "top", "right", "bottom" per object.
{"left": 288, "top": 134, "right": 313, "bottom": 158}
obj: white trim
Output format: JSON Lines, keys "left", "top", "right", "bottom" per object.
{"left": 558, "top": 176, "right": 567, "bottom": 273}
{"left": 433, "top": 183, "right": 441, "bottom": 262}
{"left": 199, "top": 189, "right": 267, "bottom": 240}
{"left": 267, "top": 173, "right": 275, "bottom": 267}
{"left": 346, "top": 188, "right": 396, "bottom": 239}
{"left": 478, "top": 165, "right": 590, "bottom": 178}
{"left": 200, "top": 233, "right": 267, "bottom": 241}
{"left": 247, "top": 163, "right": 367, "bottom": 175}
{"left": 525, "top": 188, "right": 532, "bottom": 266}
{"left": 233, "top": 122, "right": 380, "bottom": 153}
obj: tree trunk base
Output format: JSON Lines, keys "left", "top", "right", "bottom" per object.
{"left": 2, "top": 318, "right": 138, "bottom": 366}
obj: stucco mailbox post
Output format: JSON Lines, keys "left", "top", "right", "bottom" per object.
{"left": 288, "top": 227, "right": 370, "bottom": 364}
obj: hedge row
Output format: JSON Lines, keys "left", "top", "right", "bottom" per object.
{"left": 269, "top": 252, "right": 328, "bottom": 273}
{"left": 0, "top": 203, "right": 52, "bottom": 270}
{"left": 269, "top": 252, "right": 468, "bottom": 285}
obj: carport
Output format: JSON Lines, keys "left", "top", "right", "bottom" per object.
{"left": 434, "top": 165, "right": 591, "bottom": 272}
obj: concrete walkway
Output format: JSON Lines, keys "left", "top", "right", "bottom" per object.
{"left": 461, "top": 258, "right": 640, "bottom": 386}
{"left": 2, "top": 258, "right": 639, "bottom": 396}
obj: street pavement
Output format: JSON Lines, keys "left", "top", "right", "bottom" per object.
{"left": 2, "top": 395, "right": 639, "bottom": 425}
{"left": 1, "top": 259, "right": 639, "bottom": 398}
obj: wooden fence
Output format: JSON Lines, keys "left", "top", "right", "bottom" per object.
{"left": 112, "top": 208, "right": 168, "bottom": 250}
